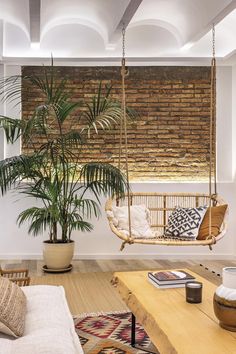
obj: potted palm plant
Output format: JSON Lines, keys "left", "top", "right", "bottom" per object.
{"left": 0, "top": 64, "right": 128, "bottom": 271}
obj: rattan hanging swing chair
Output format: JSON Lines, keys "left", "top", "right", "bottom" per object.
{"left": 105, "top": 24, "right": 228, "bottom": 251}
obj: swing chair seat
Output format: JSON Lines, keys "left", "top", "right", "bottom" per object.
{"left": 105, "top": 192, "right": 228, "bottom": 248}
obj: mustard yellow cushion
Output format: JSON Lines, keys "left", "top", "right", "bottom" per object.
{"left": 0, "top": 276, "right": 27, "bottom": 337}
{"left": 197, "top": 204, "right": 228, "bottom": 240}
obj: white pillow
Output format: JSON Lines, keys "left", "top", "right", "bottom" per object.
{"left": 108, "top": 204, "right": 160, "bottom": 239}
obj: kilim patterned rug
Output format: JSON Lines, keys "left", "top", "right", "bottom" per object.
{"left": 74, "top": 311, "right": 159, "bottom": 354}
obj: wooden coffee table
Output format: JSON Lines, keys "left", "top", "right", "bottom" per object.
{"left": 113, "top": 269, "right": 236, "bottom": 354}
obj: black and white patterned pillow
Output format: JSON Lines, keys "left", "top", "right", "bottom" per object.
{"left": 165, "top": 206, "right": 207, "bottom": 240}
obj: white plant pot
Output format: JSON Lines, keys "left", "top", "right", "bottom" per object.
{"left": 43, "top": 240, "right": 74, "bottom": 270}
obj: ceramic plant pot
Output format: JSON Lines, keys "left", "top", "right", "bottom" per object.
{"left": 43, "top": 240, "right": 74, "bottom": 272}
{"left": 213, "top": 267, "right": 236, "bottom": 331}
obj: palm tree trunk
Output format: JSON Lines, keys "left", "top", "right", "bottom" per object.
{"left": 52, "top": 222, "right": 57, "bottom": 243}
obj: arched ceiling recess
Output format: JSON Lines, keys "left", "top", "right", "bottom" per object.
{"left": 41, "top": 18, "right": 107, "bottom": 48}
{"left": 0, "top": 0, "right": 29, "bottom": 38}
{"left": 41, "top": 23, "right": 105, "bottom": 57}
{"left": 131, "top": 0, "right": 233, "bottom": 46}
{"left": 3, "top": 22, "right": 30, "bottom": 57}
{"left": 40, "top": 0, "right": 130, "bottom": 47}
{"left": 128, "top": 19, "right": 183, "bottom": 48}
{"left": 113, "top": 25, "right": 180, "bottom": 58}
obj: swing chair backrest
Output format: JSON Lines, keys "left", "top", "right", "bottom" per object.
{"left": 105, "top": 192, "right": 227, "bottom": 246}
{"left": 117, "top": 193, "right": 213, "bottom": 233}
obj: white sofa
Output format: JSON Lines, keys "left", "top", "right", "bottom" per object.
{"left": 0, "top": 285, "right": 84, "bottom": 354}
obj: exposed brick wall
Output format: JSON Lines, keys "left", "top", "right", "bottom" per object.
{"left": 22, "top": 66, "right": 212, "bottom": 181}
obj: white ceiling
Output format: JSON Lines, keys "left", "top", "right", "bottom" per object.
{"left": 1, "top": 0, "right": 236, "bottom": 64}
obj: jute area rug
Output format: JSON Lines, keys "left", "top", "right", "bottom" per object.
{"left": 74, "top": 311, "right": 159, "bottom": 354}
{"left": 31, "top": 264, "right": 221, "bottom": 316}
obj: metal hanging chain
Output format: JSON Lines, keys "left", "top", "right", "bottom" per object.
{"left": 119, "top": 28, "right": 126, "bottom": 174}
{"left": 118, "top": 27, "right": 127, "bottom": 171}
{"left": 122, "top": 26, "right": 126, "bottom": 60}
{"left": 208, "top": 23, "right": 217, "bottom": 245}
{"left": 212, "top": 24, "right": 216, "bottom": 59}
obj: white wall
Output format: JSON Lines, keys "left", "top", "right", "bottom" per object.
{"left": 3, "top": 65, "right": 21, "bottom": 158}
{"left": 0, "top": 65, "right": 4, "bottom": 160}
{"left": 0, "top": 65, "right": 235, "bottom": 259}
{"left": 232, "top": 64, "right": 236, "bottom": 180}
{"left": 217, "top": 66, "right": 232, "bottom": 182}
{"left": 0, "top": 182, "right": 235, "bottom": 259}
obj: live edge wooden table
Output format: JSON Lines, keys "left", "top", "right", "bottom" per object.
{"left": 113, "top": 269, "right": 236, "bottom": 354}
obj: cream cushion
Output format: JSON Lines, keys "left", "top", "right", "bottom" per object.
{"left": 0, "top": 285, "right": 83, "bottom": 354}
{"left": 0, "top": 277, "right": 26, "bottom": 337}
{"left": 197, "top": 204, "right": 228, "bottom": 240}
{"left": 108, "top": 204, "right": 161, "bottom": 238}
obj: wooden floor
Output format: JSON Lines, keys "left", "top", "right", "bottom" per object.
{"left": 1, "top": 258, "right": 235, "bottom": 276}
{"left": 1, "top": 259, "right": 235, "bottom": 316}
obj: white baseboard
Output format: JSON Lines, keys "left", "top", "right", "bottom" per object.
{"left": 0, "top": 254, "right": 43, "bottom": 260}
{"left": 0, "top": 253, "right": 235, "bottom": 260}
{"left": 73, "top": 253, "right": 236, "bottom": 260}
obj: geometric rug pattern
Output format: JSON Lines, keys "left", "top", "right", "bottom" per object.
{"left": 74, "top": 311, "right": 159, "bottom": 354}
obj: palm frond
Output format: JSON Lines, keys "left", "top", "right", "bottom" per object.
{"left": 81, "top": 83, "right": 137, "bottom": 137}
{"left": 68, "top": 216, "right": 93, "bottom": 233}
{"left": 0, "top": 75, "right": 22, "bottom": 106}
{"left": 0, "top": 116, "right": 24, "bottom": 143}
{"left": 57, "top": 131, "right": 84, "bottom": 150}
{"left": 17, "top": 207, "right": 53, "bottom": 236}
{"left": 19, "top": 181, "right": 57, "bottom": 203}
{"left": 72, "top": 197, "right": 100, "bottom": 219}
{"left": 80, "top": 162, "right": 127, "bottom": 200}
{"left": 0, "top": 154, "right": 44, "bottom": 194}
{"left": 81, "top": 84, "right": 123, "bottom": 137}
{"left": 54, "top": 100, "right": 81, "bottom": 124}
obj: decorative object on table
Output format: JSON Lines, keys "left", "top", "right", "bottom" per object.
{"left": 185, "top": 281, "right": 203, "bottom": 303}
{"left": 148, "top": 270, "right": 195, "bottom": 289}
{"left": 0, "top": 62, "right": 129, "bottom": 272}
{"left": 74, "top": 311, "right": 158, "bottom": 354}
{"left": 214, "top": 267, "right": 236, "bottom": 331}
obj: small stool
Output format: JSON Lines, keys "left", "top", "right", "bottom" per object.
{"left": 0, "top": 268, "right": 30, "bottom": 286}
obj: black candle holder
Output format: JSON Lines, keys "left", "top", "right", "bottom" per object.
{"left": 185, "top": 281, "right": 203, "bottom": 303}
